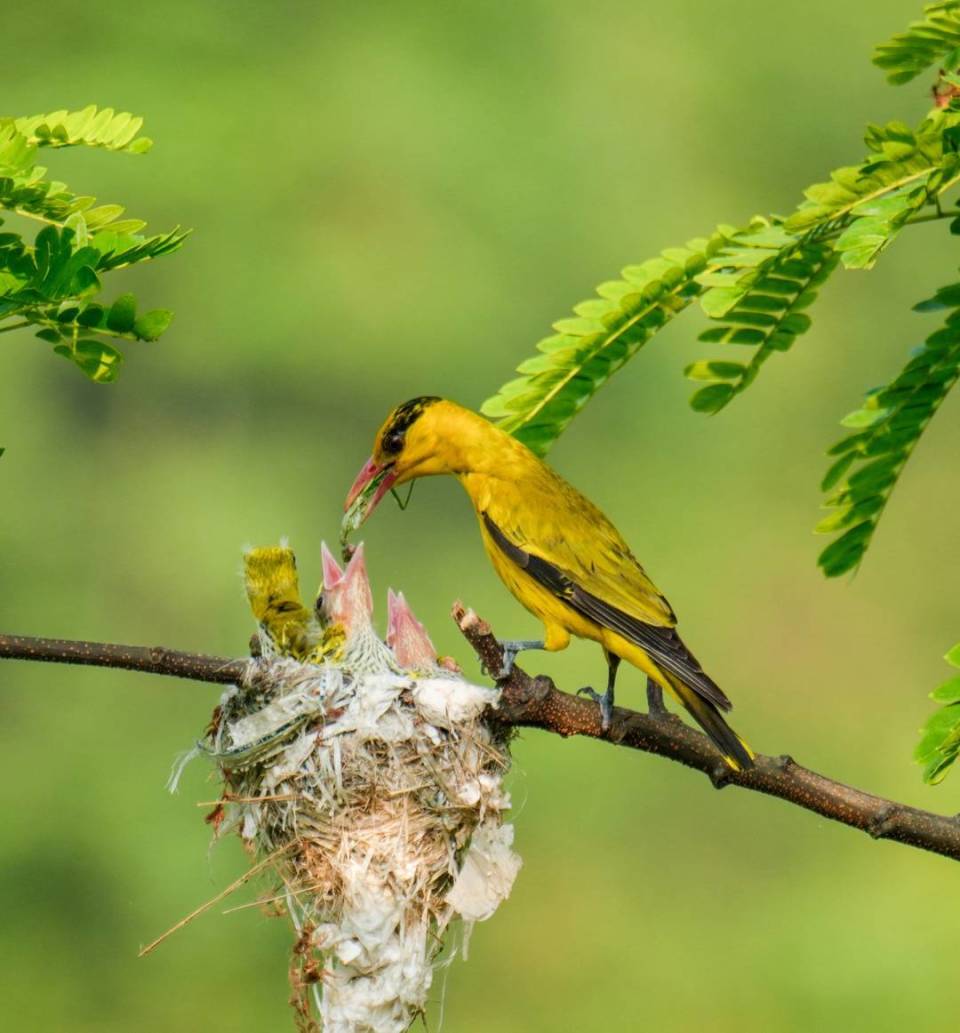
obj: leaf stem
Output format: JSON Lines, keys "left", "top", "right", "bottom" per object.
{"left": 2, "top": 205, "right": 69, "bottom": 230}
{"left": 903, "top": 209, "right": 956, "bottom": 226}
{"left": 0, "top": 320, "right": 31, "bottom": 335}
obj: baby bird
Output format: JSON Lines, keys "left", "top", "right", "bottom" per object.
{"left": 243, "top": 544, "right": 317, "bottom": 659}
{"left": 318, "top": 543, "right": 397, "bottom": 676}
{"left": 387, "top": 589, "right": 463, "bottom": 676}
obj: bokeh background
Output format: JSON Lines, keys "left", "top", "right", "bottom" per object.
{"left": 3, "top": 2, "right": 959, "bottom": 1030}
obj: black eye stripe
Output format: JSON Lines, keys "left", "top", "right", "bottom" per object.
{"left": 380, "top": 396, "right": 440, "bottom": 453}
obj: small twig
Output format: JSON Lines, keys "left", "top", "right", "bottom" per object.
{"left": 222, "top": 883, "right": 320, "bottom": 916}
{"left": 0, "top": 320, "right": 32, "bottom": 335}
{"left": 138, "top": 844, "right": 293, "bottom": 957}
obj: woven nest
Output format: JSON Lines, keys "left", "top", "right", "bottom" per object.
{"left": 178, "top": 542, "right": 521, "bottom": 1033}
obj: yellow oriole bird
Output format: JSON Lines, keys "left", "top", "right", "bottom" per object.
{"left": 344, "top": 397, "right": 753, "bottom": 770}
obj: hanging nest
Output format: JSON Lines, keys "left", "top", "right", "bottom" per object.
{"left": 176, "top": 541, "right": 521, "bottom": 1033}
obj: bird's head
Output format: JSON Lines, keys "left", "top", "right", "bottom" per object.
{"left": 319, "top": 541, "right": 373, "bottom": 634}
{"left": 344, "top": 396, "right": 473, "bottom": 529}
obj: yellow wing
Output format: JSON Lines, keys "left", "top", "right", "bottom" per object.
{"left": 481, "top": 462, "right": 675, "bottom": 627}
{"left": 477, "top": 463, "right": 731, "bottom": 712}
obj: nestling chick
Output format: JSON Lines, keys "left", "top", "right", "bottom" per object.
{"left": 243, "top": 545, "right": 317, "bottom": 658}
{"left": 387, "top": 589, "right": 462, "bottom": 676}
{"left": 317, "top": 543, "right": 397, "bottom": 675}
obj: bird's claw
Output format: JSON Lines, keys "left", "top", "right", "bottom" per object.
{"left": 497, "top": 647, "right": 519, "bottom": 679}
{"left": 577, "top": 686, "right": 613, "bottom": 732}
{"left": 491, "top": 639, "right": 544, "bottom": 680}
{"left": 480, "top": 647, "right": 517, "bottom": 680}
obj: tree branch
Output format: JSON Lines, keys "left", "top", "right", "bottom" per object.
{"left": 0, "top": 633, "right": 247, "bottom": 684}
{"left": 450, "top": 603, "right": 960, "bottom": 863}
{"left": 3, "top": 616, "right": 960, "bottom": 864}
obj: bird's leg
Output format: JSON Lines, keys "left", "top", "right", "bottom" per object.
{"left": 646, "top": 675, "right": 668, "bottom": 717}
{"left": 577, "top": 653, "right": 620, "bottom": 732}
{"left": 495, "top": 639, "right": 545, "bottom": 678}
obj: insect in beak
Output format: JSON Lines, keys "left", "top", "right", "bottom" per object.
{"left": 342, "top": 458, "right": 399, "bottom": 537}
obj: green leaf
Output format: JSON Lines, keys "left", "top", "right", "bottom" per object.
{"left": 817, "top": 286, "right": 960, "bottom": 576}
{"left": 0, "top": 105, "right": 187, "bottom": 391}
{"left": 689, "top": 383, "right": 735, "bottom": 413}
{"left": 873, "top": 3, "right": 960, "bottom": 85}
{"left": 835, "top": 184, "right": 929, "bottom": 270}
{"left": 687, "top": 226, "right": 838, "bottom": 411}
{"left": 133, "top": 308, "right": 172, "bottom": 341}
{"left": 11, "top": 106, "right": 151, "bottom": 154}
{"left": 931, "top": 674, "right": 960, "bottom": 703}
{"left": 917, "top": 638, "right": 960, "bottom": 784}
{"left": 481, "top": 232, "right": 725, "bottom": 455}
{"left": 53, "top": 339, "right": 123, "bottom": 382}
{"left": 106, "top": 293, "right": 136, "bottom": 332}
{"left": 93, "top": 227, "right": 189, "bottom": 270}
{"left": 683, "top": 360, "right": 746, "bottom": 381}
{"left": 83, "top": 204, "right": 125, "bottom": 230}
{"left": 80, "top": 339, "right": 123, "bottom": 382}
{"left": 916, "top": 704, "right": 960, "bottom": 761}
{"left": 915, "top": 282, "right": 960, "bottom": 310}
{"left": 787, "top": 113, "right": 960, "bottom": 240}
{"left": 77, "top": 304, "right": 104, "bottom": 327}
{"left": 821, "top": 453, "right": 856, "bottom": 492}
{"left": 840, "top": 404, "right": 888, "bottom": 428}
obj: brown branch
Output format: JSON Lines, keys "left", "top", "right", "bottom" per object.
{"left": 450, "top": 603, "right": 960, "bottom": 864}
{"left": 0, "top": 633, "right": 247, "bottom": 684}
{"left": 3, "top": 619, "right": 960, "bottom": 864}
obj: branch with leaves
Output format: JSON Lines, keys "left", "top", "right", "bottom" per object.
{"left": 3, "top": 616, "right": 960, "bottom": 863}
{"left": 0, "top": 105, "right": 187, "bottom": 399}
{"left": 480, "top": 1, "right": 960, "bottom": 784}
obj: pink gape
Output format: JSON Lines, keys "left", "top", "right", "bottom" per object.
{"left": 388, "top": 590, "right": 462, "bottom": 674}
{"left": 386, "top": 589, "right": 438, "bottom": 670}
{"left": 320, "top": 543, "right": 374, "bottom": 635}
{"left": 320, "top": 544, "right": 460, "bottom": 674}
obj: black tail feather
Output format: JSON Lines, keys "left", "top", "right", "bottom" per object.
{"left": 666, "top": 673, "right": 754, "bottom": 771}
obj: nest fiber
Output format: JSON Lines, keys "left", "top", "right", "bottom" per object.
{"left": 184, "top": 543, "right": 520, "bottom": 1032}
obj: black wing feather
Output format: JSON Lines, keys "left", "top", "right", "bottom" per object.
{"left": 483, "top": 513, "right": 731, "bottom": 712}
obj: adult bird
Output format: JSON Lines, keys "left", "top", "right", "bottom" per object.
{"left": 343, "top": 397, "right": 753, "bottom": 771}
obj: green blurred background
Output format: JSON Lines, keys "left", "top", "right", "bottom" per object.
{"left": 3, "top": 1, "right": 959, "bottom": 1029}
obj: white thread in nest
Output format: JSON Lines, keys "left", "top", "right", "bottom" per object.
{"left": 446, "top": 822, "right": 522, "bottom": 923}
{"left": 192, "top": 642, "right": 521, "bottom": 1032}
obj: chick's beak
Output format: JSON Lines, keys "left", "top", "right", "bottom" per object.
{"left": 343, "top": 456, "right": 398, "bottom": 530}
{"left": 387, "top": 588, "right": 437, "bottom": 670}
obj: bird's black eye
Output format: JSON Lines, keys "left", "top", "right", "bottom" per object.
{"left": 383, "top": 431, "right": 405, "bottom": 455}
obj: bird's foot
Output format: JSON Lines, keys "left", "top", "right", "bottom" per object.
{"left": 646, "top": 676, "right": 668, "bottom": 718}
{"left": 493, "top": 639, "right": 545, "bottom": 680}
{"left": 577, "top": 686, "right": 614, "bottom": 732}
{"left": 497, "top": 647, "right": 519, "bottom": 679}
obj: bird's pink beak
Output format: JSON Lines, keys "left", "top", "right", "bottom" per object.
{"left": 343, "top": 457, "right": 399, "bottom": 533}
{"left": 320, "top": 541, "right": 373, "bottom": 627}
{"left": 386, "top": 588, "right": 437, "bottom": 670}
{"left": 321, "top": 542, "right": 345, "bottom": 589}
